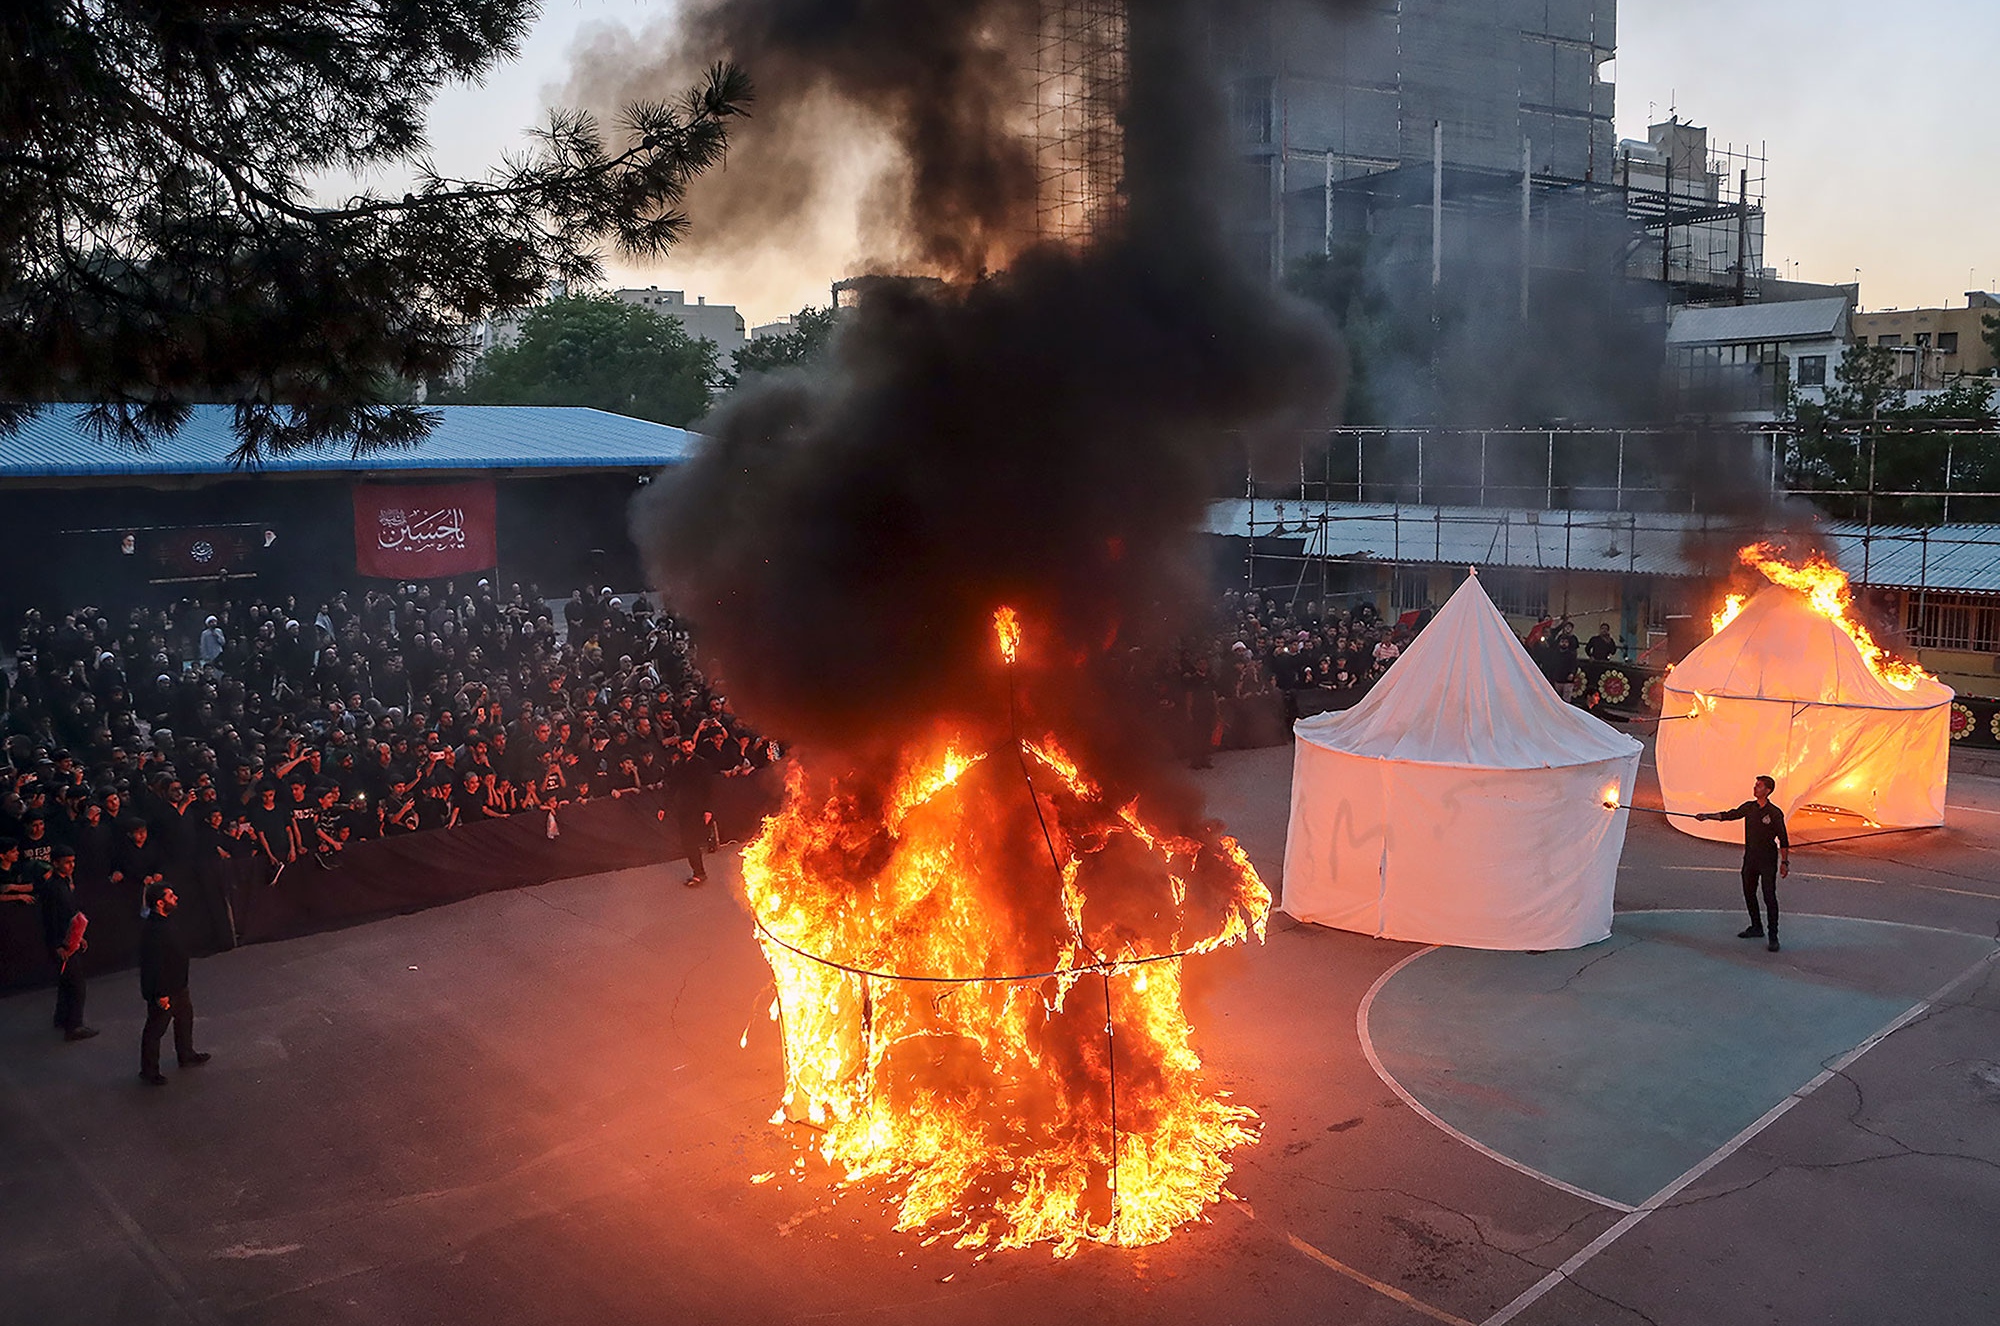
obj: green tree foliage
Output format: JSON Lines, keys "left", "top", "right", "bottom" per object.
{"left": 436, "top": 295, "right": 718, "bottom": 428}
{"left": 1786, "top": 346, "right": 1997, "bottom": 521}
{"left": 0, "top": 3, "right": 749, "bottom": 460}
{"left": 1984, "top": 311, "right": 2000, "bottom": 367}
{"left": 727, "top": 305, "right": 838, "bottom": 385}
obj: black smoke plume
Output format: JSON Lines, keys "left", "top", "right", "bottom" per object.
{"left": 628, "top": 1, "right": 1346, "bottom": 791}
{"left": 567, "top": 0, "right": 1043, "bottom": 280}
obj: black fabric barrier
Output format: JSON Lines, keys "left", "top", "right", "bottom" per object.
{"left": 0, "top": 772, "right": 783, "bottom": 992}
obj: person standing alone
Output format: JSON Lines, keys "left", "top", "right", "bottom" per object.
{"left": 39, "top": 845, "right": 97, "bottom": 1041}
{"left": 1695, "top": 775, "right": 1791, "bottom": 952}
{"left": 138, "top": 882, "right": 210, "bottom": 1084}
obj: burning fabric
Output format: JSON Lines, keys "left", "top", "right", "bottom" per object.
{"left": 624, "top": 0, "right": 1342, "bottom": 1257}
{"left": 1659, "top": 544, "right": 1952, "bottom": 841}
{"left": 745, "top": 615, "right": 1270, "bottom": 1254}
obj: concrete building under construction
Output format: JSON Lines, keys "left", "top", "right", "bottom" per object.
{"left": 1031, "top": 1, "right": 1775, "bottom": 311}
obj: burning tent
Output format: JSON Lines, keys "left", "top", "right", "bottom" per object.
{"left": 1282, "top": 572, "right": 1642, "bottom": 950}
{"left": 1657, "top": 549, "right": 1952, "bottom": 842}
{"left": 742, "top": 611, "right": 1272, "bottom": 1255}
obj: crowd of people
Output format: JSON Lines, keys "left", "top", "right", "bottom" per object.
{"left": 0, "top": 581, "right": 775, "bottom": 982}
{"left": 2, "top": 577, "right": 1635, "bottom": 1005}
{"left": 1162, "top": 591, "right": 1632, "bottom": 759}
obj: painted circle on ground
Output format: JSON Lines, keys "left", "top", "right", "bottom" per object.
{"left": 1361, "top": 911, "right": 1998, "bottom": 1208}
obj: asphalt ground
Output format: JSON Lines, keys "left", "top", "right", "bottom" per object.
{"left": 3, "top": 737, "right": 1998, "bottom": 1326}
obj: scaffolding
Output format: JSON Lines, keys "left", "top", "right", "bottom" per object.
{"left": 1032, "top": 0, "right": 1127, "bottom": 243}
{"left": 1614, "top": 125, "right": 1769, "bottom": 302}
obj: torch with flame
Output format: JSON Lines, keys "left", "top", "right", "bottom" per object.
{"left": 740, "top": 607, "right": 1270, "bottom": 1256}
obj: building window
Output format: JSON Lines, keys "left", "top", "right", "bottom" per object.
{"left": 1481, "top": 573, "right": 1548, "bottom": 621}
{"left": 1905, "top": 592, "right": 2000, "bottom": 653}
{"left": 1230, "top": 77, "right": 1274, "bottom": 146}
{"left": 1939, "top": 331, "right": 1960, "bottom": 354}
{"left": 1916, "top": 332, "right": 1932, "bottom": 348}
{"left": 1878, "top": 334, "right": 1902, "bottom": 347}
{"left": 1796, "top": 354, "right": 1827, "bottom": 386}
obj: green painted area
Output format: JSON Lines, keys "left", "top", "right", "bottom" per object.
{"left": 1366, "top": 911, "right": 1997, "bottom": 1207}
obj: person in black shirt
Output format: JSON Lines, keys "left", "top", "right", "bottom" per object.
{"left": 665, "top": 738, "right": 717, "bottom": 886}
{"left": 138, "top": 882, "right": 210, "bottom": 1084}
{"left": 1696, "top": 774, "right": 1791, "bottom": 952}
{"left": 38, "top": 846, "right": 97, "bottom": 1040}
{"left": 246, "top": 785, "right": 293, "bottom": 866}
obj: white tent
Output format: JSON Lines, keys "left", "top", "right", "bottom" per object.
{"left": 1656, "top": 587, "right": 1952, "bottom": 843}
{"left": 1282, "top": 573, "right": 1643, "bottom": 950}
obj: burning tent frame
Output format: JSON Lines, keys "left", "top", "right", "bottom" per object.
{"left": 1657, "top": 577, "right": 1953, "bottom": 843}
{"left": 740, "top": 611, "right": 1271, "bottom": 1256}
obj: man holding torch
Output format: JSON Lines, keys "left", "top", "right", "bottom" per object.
{"left": 1695, "top": 775, "right": 1790, "bottom": 952}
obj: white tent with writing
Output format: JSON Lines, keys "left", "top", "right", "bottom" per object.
{"left": 1282, "top": 571, "right": 1642, "bottom": 950}
{"left": 1656, "top": 586, "right": 1952, "bottom": 843}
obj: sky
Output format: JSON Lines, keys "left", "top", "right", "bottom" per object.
{"left": 419, "top": 0, "right": 1999, "bottom": 324}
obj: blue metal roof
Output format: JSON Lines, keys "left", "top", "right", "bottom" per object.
{"left": 1204, "top": 500, "right": 2000, "bottom": 597}
{"left": 0, "top": 405, "right": 702, "bottom": 479}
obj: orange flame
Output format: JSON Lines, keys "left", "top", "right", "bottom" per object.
{"left": 1711, "top": 543, "right": 1933, "bottom": 691}
{"left": 994, "top": 606, "right": 1022, "bottom": 664}
{"left": 742, "top": 733, "right": 1269, "bottom": 1256}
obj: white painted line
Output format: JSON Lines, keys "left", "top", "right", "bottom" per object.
{"left": 1644, "top": 864, "right": 1886, "bottom": 884}
{"left": 1480, "top": 942, "right": 2000, "bottom": 1326}
{"left": 1626, "top": 908, "right": 1997, "bottom": 940}
{"left": 1944, "top": 802, "right": 2000, "bottom": 816}
{"left": 1356, "top": 949, "right": 1637, "bottom": 1214}
{"left": 1288, "top": 1232, "right": 1478, "bottom": 1326}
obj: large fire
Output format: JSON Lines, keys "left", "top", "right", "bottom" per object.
{"left": 1710, "top": 543, "right": 1933, "bottom": 691}
{"left": 740, "top": 609, "right": 1270, "bottom": 1256}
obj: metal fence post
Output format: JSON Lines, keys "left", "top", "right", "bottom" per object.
{"left": 1615, "top": 431, "right": 1626, "bottom": 512}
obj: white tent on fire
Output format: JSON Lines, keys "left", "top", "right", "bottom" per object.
{"left": 1656, "top": 586, "right": 1952, "bottom": 843}
{"left": 1281, "top": 572, "right": 1642, "bottom": 950}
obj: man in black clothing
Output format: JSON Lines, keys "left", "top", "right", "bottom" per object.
{"left": 1696, "top": 775, "right": 1791, "bottom": 952}
{"left": 666, "top": 737, "right": 719, "bottom": 886}
{"left": 38, "top": 845, "right": 97, "bottom": 1040}
{"left": 138, "top": 881, "right": 210, "bottom": 1084}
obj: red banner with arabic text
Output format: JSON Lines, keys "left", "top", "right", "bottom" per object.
{"left": 353, "top": 481, "right": 498, "bottom": 579}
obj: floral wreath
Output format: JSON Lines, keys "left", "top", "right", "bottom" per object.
{"left": 1641, "top": 675, "right": 1665, "bottom": 712}
{"left": 1950, "top": 701, "right": 1975, "bottom": 741}
{"left": 1597, "top": 669, "right": 1632, "bottom": 706}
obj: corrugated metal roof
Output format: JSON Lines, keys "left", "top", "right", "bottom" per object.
{"left": 1822, "top": 524, "right": 2000, "bottom": 595}
{"left": 0, "top": 405, "right": 701, "bottom": 479}
{"left": 1205, "top": 501, "right": 2000, "bottom": 597}
{"left": 1204, "top": 501, "right": 1714, "bottom": 577}
{"left": 1666, "top": 297, "right": 1848, "bottom": 346}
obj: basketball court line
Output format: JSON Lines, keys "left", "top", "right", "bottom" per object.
{"left": 1478, "top": 940, "right": 2000, "bottom": 1325}
{"left": 1646, "top": 865, "right": 1885, "bottom": 883}
{"left": 1356, "top": 948, "right": 1638, "bottom": 1213}
{"left": 1286, "top": 1232, "right": 1479, "bottom": 1326}
{"left": 1333, "top": 913, "right": 2000, "bottom": 1325}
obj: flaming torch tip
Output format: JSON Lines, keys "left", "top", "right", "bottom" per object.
{"left": 994, "top": 605, "right": 1022, "bottom": 664}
